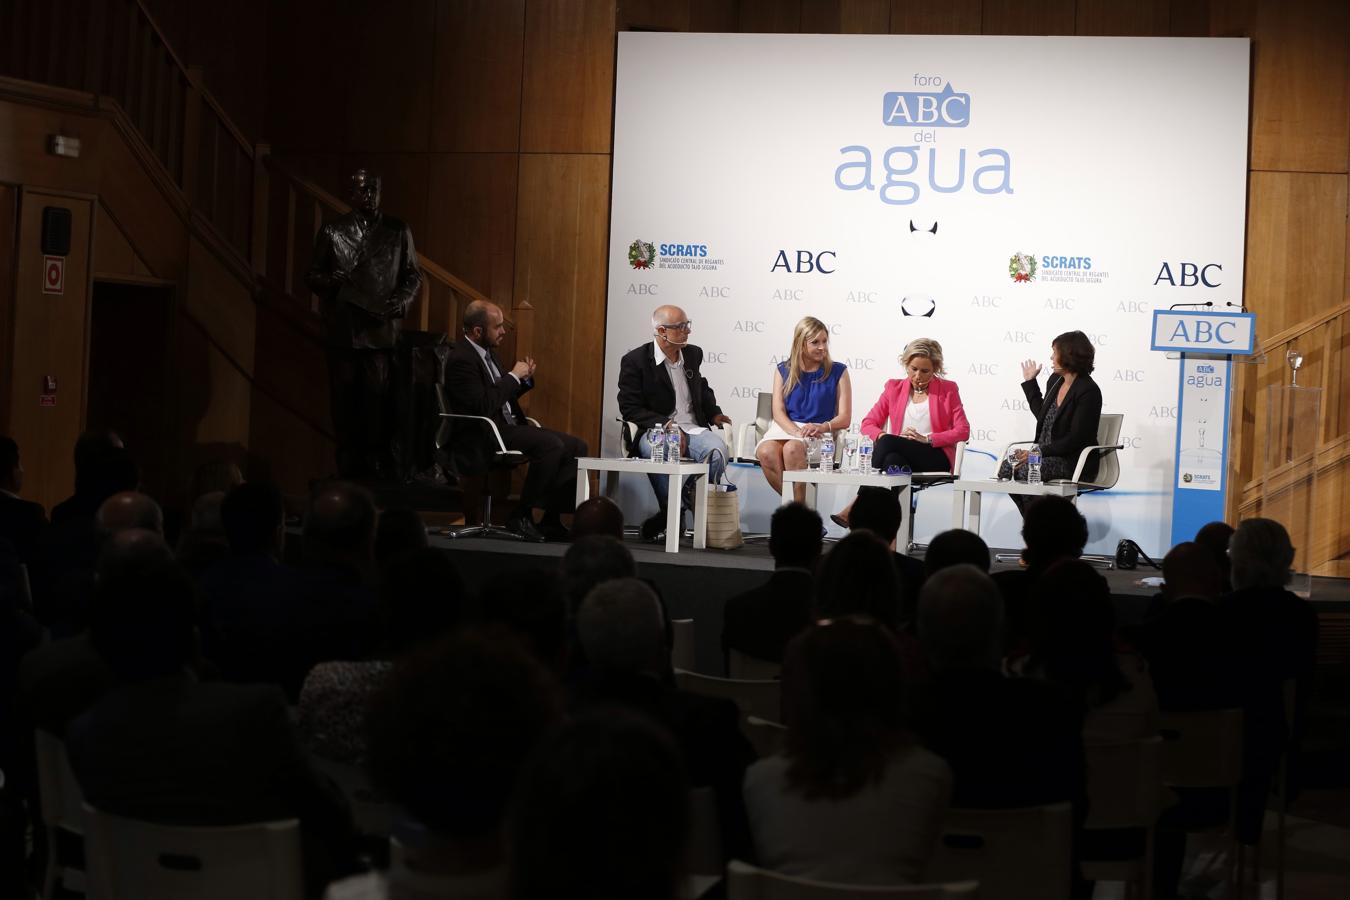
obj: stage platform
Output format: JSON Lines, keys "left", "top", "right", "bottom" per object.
{"left": 431, "top": 531, "right": 1350, "bottom": 676}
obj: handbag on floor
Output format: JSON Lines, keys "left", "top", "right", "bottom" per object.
{"left": 705, "top": 484, "right": 743, "bottom": 550}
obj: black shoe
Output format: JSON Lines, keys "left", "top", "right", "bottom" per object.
{"left": 641, "top": 511, "right": 668, "bottom": 541}
{"left": 830, "top": 513, "right": 849, "bottom": 529}
{"left": 539, "top": 520, "right": 571, "bottom": 542}
{"left": 505, "top": 516, "right": 545, "bottom": 542}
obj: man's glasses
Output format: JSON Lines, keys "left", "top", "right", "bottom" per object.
{"left": 660, "top": 321, "right": 693, "bottom": 332}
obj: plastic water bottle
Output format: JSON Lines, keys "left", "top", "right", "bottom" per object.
{"left": 666, "top": 423, "right": 682, "bottom": 464}
{"left": 1028, "top": 443, "right": 1042, "bottom": 485}
{"left": 858, "top": 433, "right": 874, "bottom": 471}
{"left": 843, "top": 426, "right": 859, "bottom": 473}
{"left": 819, "top": 433, "right": 835, "bottom": 471}
{"left": 648, "top": 426, "right": 665, "bottom": 463}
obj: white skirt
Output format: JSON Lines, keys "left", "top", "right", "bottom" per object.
{"left": 755, "top": 421, "right": 809, "bottom": 450}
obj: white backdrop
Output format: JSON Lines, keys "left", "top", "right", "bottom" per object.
{"left": 602, "top": 34, "right": 1250, "bottom": 556}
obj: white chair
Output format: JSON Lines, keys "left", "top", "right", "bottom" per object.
{"left": 728, "top": 649, "right": 783, "bottom": 680}
{"left": 997, "top": 413, "right": 1125, "bottom": 497}
{"left": 83, "top": 803, "right": 303, "bottom": 900}
{"left": 744, "top": 715, "right": 788, "bottom": 759}
{"left": 671, "top": 618, "right": 697, "bottom": 672}
{"left": 926, "top": 802, "right": 1073, "bottom": 900}
{"left": 735, "top": 392, "right": 775, "bottom": 462}
{"left": 438, "top": 409, "right": 542, "bottom": 539}
{"left": 1081, "top": 737, "right": 1166, "bottom": 900}
{"left": 727, "top": 859, "right": 979, "bottom": 899}
{"left": 674, "top": 669, "right": 782, "bottom": 746}
{"left": 35, "top": 729, "right": 86, "bottom": 899}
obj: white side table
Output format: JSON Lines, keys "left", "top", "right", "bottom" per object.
{"left": 576, "top": 457, "right": 710, "bottom": 554}
{"left": 949, "top": 478, "right": 1080, "bottom": 536}
{"left": 781, "top": 469, "right": 913, "bottom": 550}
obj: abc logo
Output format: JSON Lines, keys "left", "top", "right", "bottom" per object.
{"left": 705, "top": 352, "right": 729, "bottom": 364}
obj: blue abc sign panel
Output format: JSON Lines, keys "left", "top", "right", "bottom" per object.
{"left": 1150, "top": 311, "right": 1256, "bottom": 355}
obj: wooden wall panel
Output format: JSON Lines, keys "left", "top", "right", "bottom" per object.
{"left": 426, "top": 153, "right": 520, "bottom": 312}
{"left": 0, "top": 99, "right": 104, "bottom": 197}
{"left": 1243, "top": 172, "right": 1347, "bottom": 335}
{"left": 512, "top": 154, "right": 610, "bottom": 447}
{"left": 185, "top": 237, "right": 256, "bottom": 377}
{"left": 249, "top": 387, "right": 335, "bottom": 496}
{"left": 983, "top": 0, "right": 1076, "bottom": 35}
{"left": 1212, "top": 0, "right": 1350, "bottom": 174}
{"left": 432, "top": 0, "right": 526, "bottom": 152}
{"left": 263, "top": 0, "right": 356, "bottom": 152}
{"left": 690, "top": 0, "right": 738, "bottom": 31}
{"left": 97, "top": 130, "right": 188, "bottom": 282}
{"left": 520, "top": 0, "right": 617, "bottom": 154}
{"left": 9, "top": 192, "right": 93, "bottom": 511}
{"left": 1167, "top": 0, "right": 1210, "bottom": 36}
{"left": 188, "top": 333, "right": 254, "bottom": 445}
{"left": 0, "top": 185, "right": 15, "bottom": 434}
{"left": 801, "top": 0, "right": 890, "bottom": 33}
{"left": 93, "top": 204, "right": 154, "bottom": 279}
{"left": 344, "top": 0, "right": 436, "bottom": 153}
{"left": 183, "top": 0, "right": 269, "bottom": 142}
{"left": 619, "top": 0, "right": 691, "bottom": 31}
{"left": 1076, "top": 0, "right": 1169, "bottom": 36}
{"left": 738, "top": 0, "right": 802, "bottom": 32}
{"left": 891, "top": 0, "right": 979, "bottom": 34}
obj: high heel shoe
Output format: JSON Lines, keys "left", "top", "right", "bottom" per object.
{"left": 830, "top": 513, "right": 850, "bottom": 529}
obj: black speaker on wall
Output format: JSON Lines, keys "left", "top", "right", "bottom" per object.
{"left": 41, "top": 207, "right": 72, "bottom": 256}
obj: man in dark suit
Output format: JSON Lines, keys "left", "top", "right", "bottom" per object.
{"left": 67, "top": 559, "right": 357, "bottom": 896}
{"left": 305, "top": 169, "right": 423, "bottom": 480}
{"left": 722, "top": 503, "right": 820, "bottom": 671}
{"left": 443, "top": 300, "right": 587, "bottom": 542}
{"left": 617, "top": 304, "right": 733, "bottom": 540}
{"left": 0, "top": 436, "right": 46, "bottom": 570}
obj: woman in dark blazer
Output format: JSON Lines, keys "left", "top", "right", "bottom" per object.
{"left": 999, "top": 330, "right": 1103, "bottom": 514}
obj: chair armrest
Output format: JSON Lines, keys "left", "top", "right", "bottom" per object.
{"left": 736, "top": 422, "right": 760, "bottom": 461}
{"left": 525, "top": 417, "right": 541, "bottom": 428}
{"left": 440, "top": 413, "right": 509, "bottom": 453}
{"left": 998, "top": 439, "right": 1037, "bottom": 462}
{"left": 1070, "top": 443, "right": 1125, "bottom": 483}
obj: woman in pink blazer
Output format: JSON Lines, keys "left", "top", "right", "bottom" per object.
{"left": 833, "top": 338, "right": 970, "bottom": 526}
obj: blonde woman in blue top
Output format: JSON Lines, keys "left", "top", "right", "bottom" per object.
{"left": 756, "top": 317, "right": 852, "bottom": 503}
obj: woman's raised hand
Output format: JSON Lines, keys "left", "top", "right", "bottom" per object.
{"left": 1020, "top": 359, "right": 1043, "bottom": 381}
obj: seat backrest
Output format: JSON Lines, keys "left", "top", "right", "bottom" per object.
{"left": 1158, "top": 708, "right": 1244, "bottom": 788}
{"left": 755, "top": 390, "right": 774, "bottom": 438}
{"left": 951, "top": 441, "right": 966, "bottom": 476}
{"left": 728, "top": 650, "right": 783, "bottom": 680}
{"left": 35, "top": 730, "right": 84, "bottom": 836}
{"left": 1084, "top": 413, "right": 1124, "bottom": 488}
{"left": 670, "top": 618, "right": 697, "bottom": 672}
{"left": 674, "top": 670, "right": 782, "bottom": 726}
{"left": 1083, "top": 736, "right": 1164, "bottom": 830}
{"left": 726, "top": 859, "right": 979, "bottom": 899}
{"left": 926, "top": 802, "right": 1073, "bottom": 900}
{"left": 744, "top": 716, "right": 788, "bottom": 759}
{"left": 83, "top": 804, "right": 304, "bottom": 900}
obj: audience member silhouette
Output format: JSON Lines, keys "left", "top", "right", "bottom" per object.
{"left": 1222, "top": 517, "right": 1318, "bottom": 843}
{"left": 722, "top": 502, "right": 820, "bottom": 670}
{"left": 508, "top": 711, "right": 690, "bottom": 900}
{"left": 478, "top": 566, "right": 570, "bottom": 675}
{"left": 1018, "top": 559, "right": 1158, "bottom": 742}
{"left": 994, "top": 495, "right": 1088, "bottom": 653}
{"left": 814, "top": 531, "right": 902, "bottom": 630}
{"left": 573, "top": 577, "right": 754, "bottom": 864}
{"left": 744, "top": 616, "right": 951, "bottom": 884}
{"left": 325, "top": 628, "right": 563, "bottom": 900}
{"left": 560, "top": 535, "right": 636, "bottom": 616}
{"left": 570, "top": 496, "right": 625, "bottom": 541}
{"left": 913, "top": 564, "right": 1085, "bottom": 811}
{"left": 299, "top": 548, "right": 467, "bottom": 765}
{"left": 1129, "top": 541, "right": 1238, "bottom": 711}
{"left": 847, "top": 486, "right": 924, "bottom": 619}
{"left": 1193, "top": 520, "right": 1235, "bottom": 594}
{"left": 0, "top": 435, "right": 47, "bottom": 568}
{"left": 922, "top": 528, "right": 990, "bottom": 577}
{"left": 67, "top": 559, "right": 357, "bottom": 897}
{"left": 49, "top": 430, "right": 129, "bottom": 526}
{"left": 174, "top": 490, "right": 230, "bottom": 577}
{"left": 372, "top": 506, "right": 428, "bottom": 564}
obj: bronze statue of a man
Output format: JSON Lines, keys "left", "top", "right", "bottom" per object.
{"left": 306, "top": 170, "right": 423, "bottom": 479}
